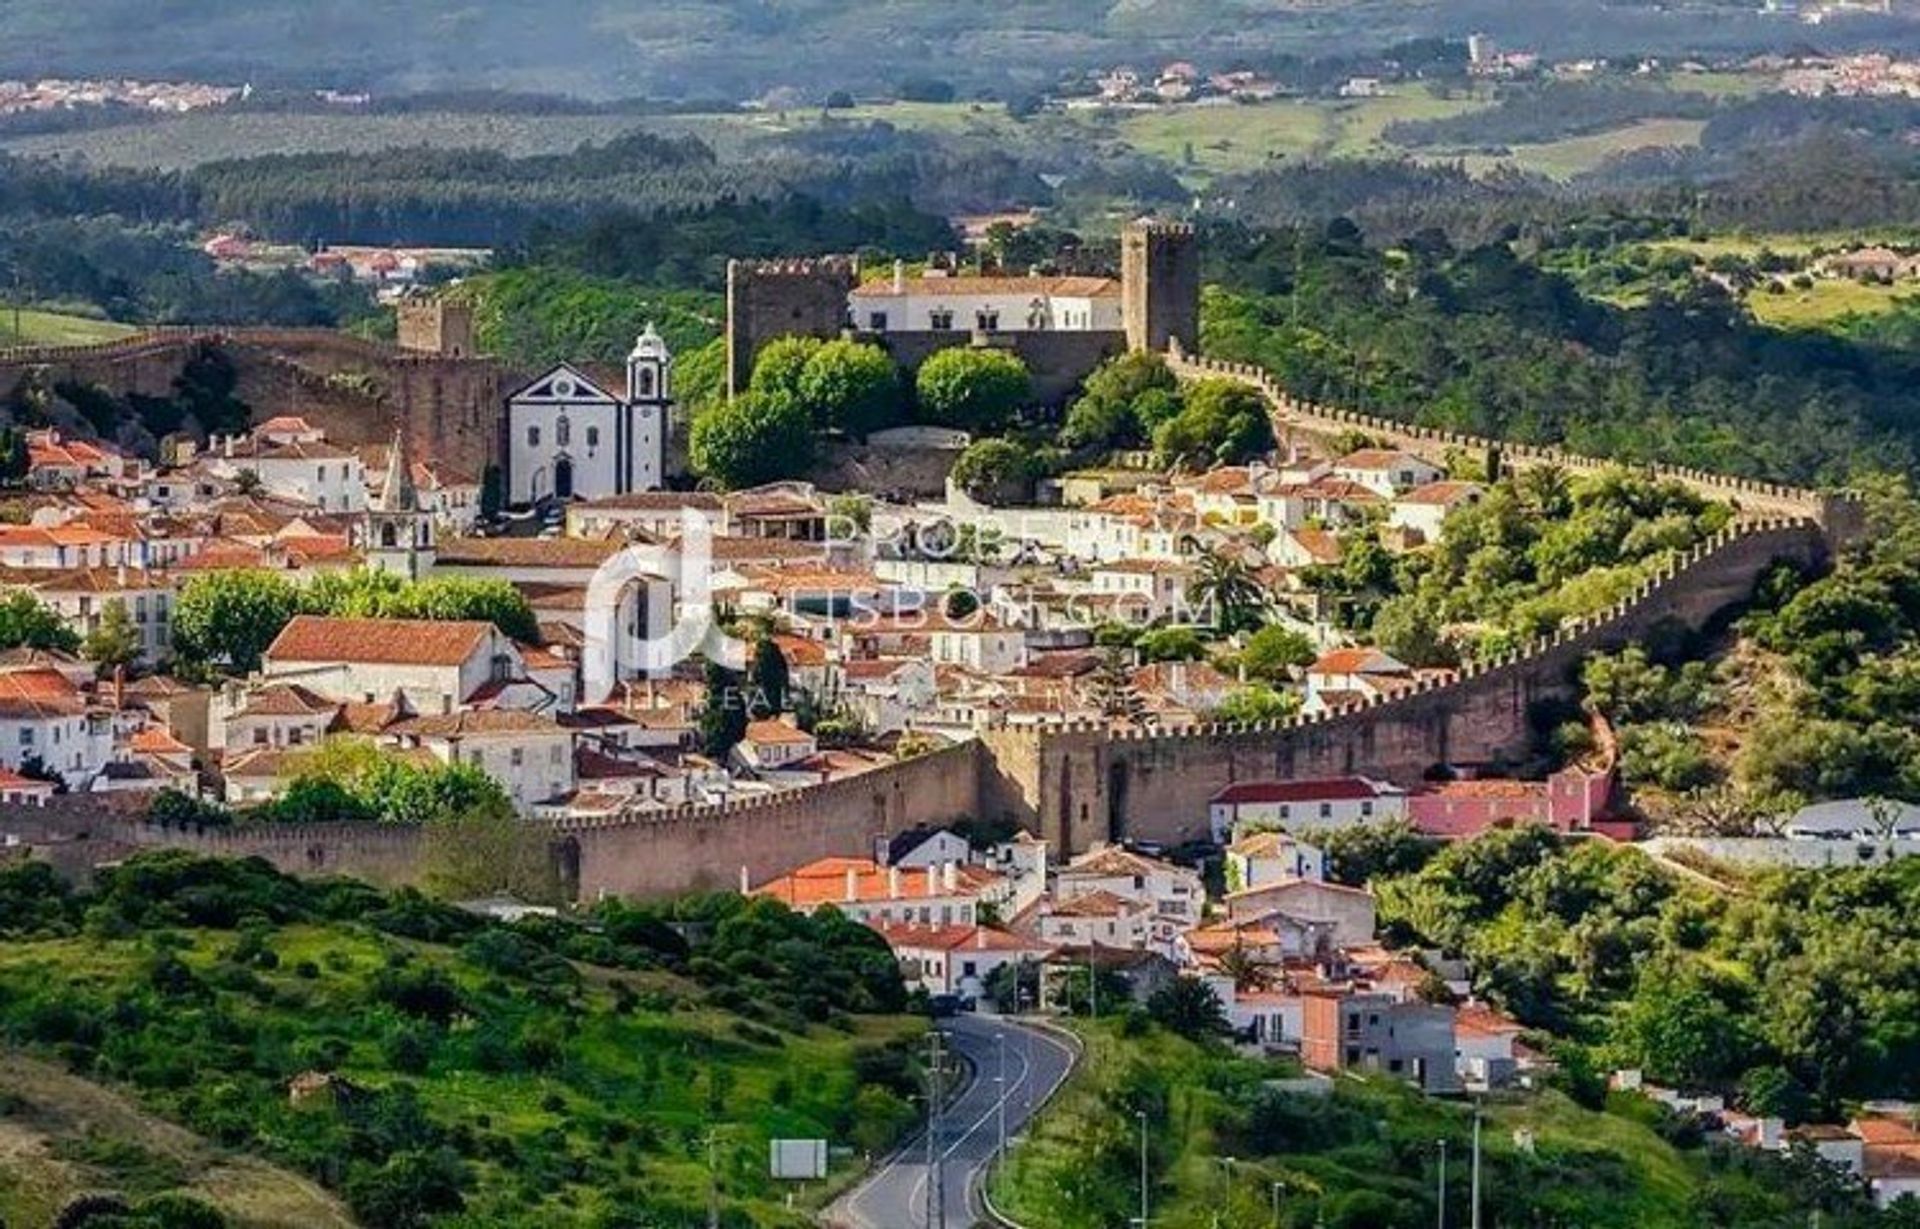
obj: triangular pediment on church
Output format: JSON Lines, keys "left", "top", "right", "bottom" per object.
{"left": 508, "top": 363, "right": 619, "bottom": 404}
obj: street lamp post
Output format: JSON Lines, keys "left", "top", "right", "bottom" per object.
{"left": 1136, "top": 1110, "right": 1150, "bottom": 1227}
{"left": 995, "top": 1031, "right": 1008, "bottom": 1165}
{"left": 1271, "top": 1179, "right": 1285, "bottom": 1228}
{"left": 1437, "top": 1138, "right": 1448, "bottom": 1229}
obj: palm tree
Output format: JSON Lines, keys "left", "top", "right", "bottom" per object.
{"left": 1191, "top": 549, "right": 1269, "bottom": 635}
{"left": 1217, "top": 940, "right": 1271, "bottom": 993}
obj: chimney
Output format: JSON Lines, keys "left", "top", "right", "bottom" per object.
{"left": 115, "top": 562, "right": 127, "bottom": 587}
{"left": 924, "top": 865, "right": 938, "bottom": 897}
{"left": 889, "top": 865, "right": 903, "bottom": 898}
{"left": 942, "top": 860, "right": 959, "bottom": 892}
{"left": 893, "top": 259, "right": 906, "bottom": 293}
{"left": 739, "top": 865, "right": 750, "bottom": 894}
{"left": 845, "top": 866, "right": 860, "bottom": 903}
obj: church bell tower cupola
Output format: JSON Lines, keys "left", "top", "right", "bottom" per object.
{"left": 362, "top": 429, "right": 436, "bottom": 580}
{"left": 627, "top": 322, "right": 672, "bottom": 404}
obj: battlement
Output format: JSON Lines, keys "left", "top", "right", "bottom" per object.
{"left": 1167, "top": 353, "right": 1854, "bottom": 534}
{"left": 728, "top": 255, "right": 861, "bottom": 279}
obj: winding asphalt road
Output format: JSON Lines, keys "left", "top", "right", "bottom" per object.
{"left": 838, "top": 1014, "right": 1078, "bottom": 1229}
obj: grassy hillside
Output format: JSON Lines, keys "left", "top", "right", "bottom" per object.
{"left": 0, "top": 854, "right": 925, "bottom": 1229}
{"left": 0, "top": 1055, "right": 356, "bottom": 1229}
{"left": 996, "top": 1018, "right": 1861, "bottom": 1228}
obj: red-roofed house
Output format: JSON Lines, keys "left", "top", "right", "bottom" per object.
{"left": 1390, "top": 481, "right": 1485, "bottom": 543}
{"left": 262, "top": 616, "right": 546, "bottom": 716}
{"left": 1226, "top": 877, "right": 1377, "bottom": 947}
{"left": 1331, "top": 449, "right": 1444, "bottom": 497}
{"left": 1209, "top": 777, "right": 1408, "bottom": 839}
{"left": 1408, "top": 767, "right": 1616, "bottom": 838}
{"left": 750, "top": 856, "right": 1004, "bottom": 929}
{"left": 872, "top": 922, "right": 1052, "bottom": 997}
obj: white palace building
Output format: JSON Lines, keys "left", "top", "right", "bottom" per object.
{"left": 505, "top": 325, "right": 672, "bottom": 506}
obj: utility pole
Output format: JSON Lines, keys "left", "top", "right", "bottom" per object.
{"left": 1437, "top": 1139, "right": 1448, "bottom": 1229}
{"left": 925, "top": 1031, "right": 946, "bottom": 1229}
{"left": 1470, "top": 1109, "right": 1482, "bottom": 1229}
{"left": 1271, "top": 1180, "right": 1284, "bottom": 1229}
{"left": 1089, "top": 959, "right": 1098, "bottom": 1020}
{"left": 1137, "top": 1110, "right": 1150, "bottom": 1227}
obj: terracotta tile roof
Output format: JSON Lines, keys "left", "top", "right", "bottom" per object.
{"left": 434, "top": 536, "right": 630, "bottom": 569}
{"left": 851, "top": 274, "right": 1120, "bottom": 299}
{"left": 1337, "top": 448, "right": 1426, "bottom": 471}
{"left": 0, "top": 767, "right": 54, "bottom": 790}
{"left": 575, "top": 491, "right": 725, "bottom": 512}
{"left": 237, "top": 682, "right": 339, "bottom": 718}
{"left": 128, "top": 726, "right": 192, "bottom": 755}
{"left": 1226, "top": 875, "right": 1375, "bottom": 902}
{"left": 1213, "top": 778, "right": 1395, "bottom": 805}
{"left": 0, "top": 668, "right": 85, "bottom": 718}
{"left": 871, "top": 922, "right": 1053, "bottom": 954}
{"left": 745, "top": 718, "right": 814, "bottom": 746}
{"left": 222, "top": 746, "right": 298, "bottom": 779}
{"left": 255, "top": 415, "right": 317, "bottom": 434}
{"left": 266, "top": 615, "right": 494, "bottom": 667}
{"left": 1285, "top": 528, "right": 1343, "bottom": 564}
{"left": 763, "top": 634, "right": 830, "bottom": 668}
{"left": 1062, "top": 847, "right": 1171, "bottom": 879}
{"left": 1854, "top": 1118, "right": 1920, "bottom": 1146}
{"left": 329, "top": 700, "right": 409, "bottom": 734}
{"left": 1309, "top": 648, "right": 1409, "bottom": 676}
{"left": 750, "top": 857, "right": 1002, "bottom": 909}
{"left": 1047, "top": 889, "right": 1145, "bottom": 918}
{"left": 1230, "top": 830, "right": 1310, "bottom": 856}
{"left": 1415, "top": 779, "right": 1547, "bottom": 801}
{"left": 1397, "top": 480, "right": 1484, "bottom": 507}
{"left": 17, "top": 565, "right": 164, "bottom": 593}
{"left": 387, "top": 709, "right": 569, "bottom": 739}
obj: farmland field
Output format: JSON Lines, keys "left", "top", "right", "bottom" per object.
{"left": 0, "top": 308, "right": 139, "bottom": 347}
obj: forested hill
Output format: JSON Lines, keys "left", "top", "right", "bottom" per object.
{"left": 1200, "top": 222, "right": 1920, "bottom": 485}
{"left": 5, "top": 0, "right": 1909, "bottom": 100}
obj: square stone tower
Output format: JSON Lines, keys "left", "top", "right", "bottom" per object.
{"left": 396, "top": 297, "right": 476, "bottom": 358}
{"left": 724, "top": 256, "right": 859, "bottom": 398}
{"left": 1121, "top": 219, "right": 1200, "bottom": 356}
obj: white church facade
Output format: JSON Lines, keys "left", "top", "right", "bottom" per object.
{"left": 505, "top": 326, "right": 671, "bottom": 507}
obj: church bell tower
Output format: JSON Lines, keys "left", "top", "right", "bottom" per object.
{"left": 362, "top": 429, "right": 436, "bottom": 580}
{"left": 623, "top": 323, "right": 671, "bottom": 493}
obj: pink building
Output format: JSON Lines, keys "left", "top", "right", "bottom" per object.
{"left": 1407, "top": 766, "right": 1614, "bottom": 838}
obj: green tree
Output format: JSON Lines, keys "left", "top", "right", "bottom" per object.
{"left": 0, "top": 590, "right": 79, "bottom": 653}
{"left": 948, "top": 438, "right": 1038, "bottom": 503}
{"left": 1150, "top": 379, "right": 1274, "bottom": 469}
{"left": 1088, "top": 646, "right": 1148, "bottom": 725}
{"left": 914, "top": 348, "right": 1030, "bottom": 434}
{"left": 1146, "top": 977, "right": 1227, "bottom": 1039}
{"left": 1368, "top": 594, "right": 1454, "bottom": 668}
{"left": 421, "top": 791, "right": 559, "bottom": 903}
{"left": 479, "top": 463, "right": 503, "bottom": 522}
{"left": 749, "top": 633, "right": 790, "bottom": 718}
{"left": 0, "top": 427, "right": 29, "bottom": 485}
{"left": 798, "top": 338, "right": 899, "bottom": 438}
{"left": 1239, "top": 624, "right": 1316, "bottom": 681}
{"left": 748, "top": 336, "right": 824, "bottom": 410}
{"left": 1190, "top": 550, "right": 1269, "bottom": 633}
{"left": 1061, "top": 351, "right": 1179, "bottom": 450}
{"left": 1136, "top": 626, "right": 1207, "bottom": 662}
{"left": 699, "top": 660, "right": 749, "bottom": 758}
{"left": 82, "top": 597, "right": 142, "bottom": 675}
{"left": 689, "top": 392, "right": 816, "bottom": 489}
{"left": 1617, "top": 967, "right": 1751, "bottom": 1087}
{"left": 1215, "top": 685, "right": 1299, "bottom": 724}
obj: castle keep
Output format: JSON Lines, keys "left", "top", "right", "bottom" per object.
{"left": 723, "top": 218, "right": 1201, "bottom": 404}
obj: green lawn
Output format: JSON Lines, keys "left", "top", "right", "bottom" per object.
{"left": 0, "top": 307, "right": 138, "bottom": 347}
{"left": 1749, "top": 278, "right": 1920, "bottom": 327}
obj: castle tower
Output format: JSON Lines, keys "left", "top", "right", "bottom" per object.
{"left": 1121, "top": 218, "right": 1200, "bottom": 356}
{"left": 362, "top": 429, "right": 435, "bottom": 580}
{"left": 624, "top": 323, "right": 671, "bottom": 493}
{"left": 396, "top": 296, "right": 476, "bottom": 358}
{"left": 724, "top": 256, "right": 858, "bottom": 398}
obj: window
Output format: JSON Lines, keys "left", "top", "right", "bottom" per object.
{"left": 549, "top": 744, "right": 562, "bottom": 764}
{"left": 867, "top": 311, "right": 889, "bottom": 331}
{"left": 315, "top": 465, "right": 325, "bottom": 481}
{"left": 1360, "top": 800, "right": 1373, "bottom": 817}
{"left": 929, "top": 308, "right": 955, "bottom": 330}
{"left": 636, "top": 367, "right": 655, "bottom": 398}
{"left": 288, "top": 727, "right": 305, "bottom": 746}
{"left": 586, "top": 426, "right": 600, "bottom": 448}
{"left": 510, "top": 748, "right": 524, "bottom": 768}
{"left": 976, "top": 309, "right": 1000, "bottom": 331}
{"left": 135, "top": 597, "right": 147, "bottom": 623}
{"left": 527, "top": 426, "right": 541, "bottom": 447}
{"left": 1278, "top": 804, "right": 1290, "bottom": 819}
{"left": 1345, "top": 1012, "right": 1360, "bottom": 1033}
{"left": 1319, "top": 802, "right": 1333, "bottom": 819}
{"left": 252, "top": 727, "right": 268, "bottom": 746}
{"left": 556, "top": 415, "right": 571, "bottom": 447}
{"left": 17, "top": 728, "right": 30, "bottom": 747}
